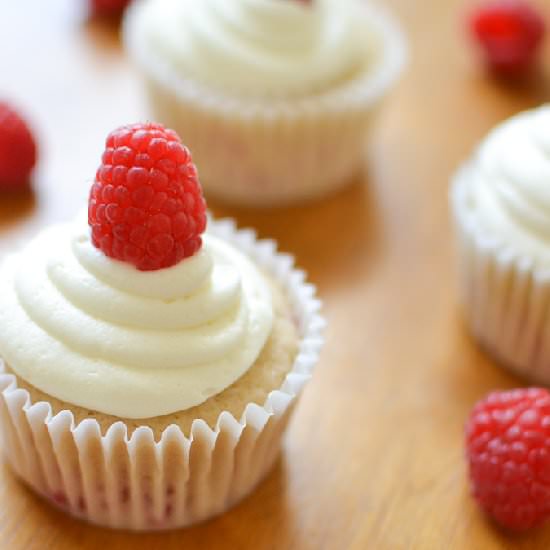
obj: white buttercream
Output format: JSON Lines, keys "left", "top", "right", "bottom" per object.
{"left": 137, "top": 0, "right": 374, "bottom": 97}
{"left": 0, "top": 220, "right": 273, "bottom": 418}
{"left": 459, "top": 106, "right": 550, "bottom": 267}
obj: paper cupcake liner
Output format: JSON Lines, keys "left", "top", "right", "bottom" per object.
{"left": 451, "top": 167, "right": 550, "bottom": 384}
{"left": 0, "top": 218, "right": 325, "bottom": 530}
{"left": 123, "top": 2, "right": 406, "bottom": 207}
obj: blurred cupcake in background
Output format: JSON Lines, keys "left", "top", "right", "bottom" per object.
{"left": 451, "top": 105, "right": 550, "bottom": 384}
{"left": 123, "top": 0, "right": 406, "bottom": 207}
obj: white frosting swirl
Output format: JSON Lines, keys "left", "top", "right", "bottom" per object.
{"left": 0, "top": 219, "right": 273, "bottom": 418}
{"left": 461, "top": 106, "right": 550, "bottom": 266}
{"left": 137, "top": 0, "right": 372, "bottom": 97}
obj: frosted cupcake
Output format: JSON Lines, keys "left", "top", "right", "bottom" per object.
{"left": 451, "top": 105, "right": 550, "bottom": 384}
{"left": 0, "top": 122, "right": 324, "bottom": 529}
{"left": 123, "top": 0, "right": 406, "bottom": 206}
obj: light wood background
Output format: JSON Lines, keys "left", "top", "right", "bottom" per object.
{"left": 2, "top": 0, "right": 550, "bottom": 548}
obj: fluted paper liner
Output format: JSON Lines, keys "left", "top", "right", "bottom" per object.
{"left": 123, "top": 1, "right": 407, "bottom": 207}
{"left": 0, "top": 218, "right": 324, "bottom": 530}
{"left": 451, "top": 167, "right": 550, "bottom": 384}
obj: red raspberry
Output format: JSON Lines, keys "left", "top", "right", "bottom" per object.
{"left": 90, "top": 0, "right": 131, "bottom": 17}
{"left": 466, "top": 388, "right": 550, "bottom": 531}
{"left": 469, "top": 0, "right": 545, "bottom": 76}
{"left": 0, "top": 102, "right": 37, "bottom": 190}
{"left": 89, "top": 122, "right": 207, "bottom": 271}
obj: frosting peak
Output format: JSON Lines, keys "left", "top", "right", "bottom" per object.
{"left": 0, "top": 219, "right": 273, "bottom": 418}
{"left": 459, "top": 106, "right": 550, "bottom": 265}
{"left": 138, "top": 0, "right": 371, "bottom": 97}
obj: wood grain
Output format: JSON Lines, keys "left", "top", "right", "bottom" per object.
{"left": 2, "top": 0, "right": 550, "bottom": 548}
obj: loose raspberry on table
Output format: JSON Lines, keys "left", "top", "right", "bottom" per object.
{"left": 88, "top": 122, "right": 207, "bottom": 271}
{"left": 89, "top": 0, "right": 131, "bottom": 17}
{"left": 466, "top": 388, "right": 550, "bottom": 531}
{"left": 469, "top": 0, "right": 546, "bottom": 76}
{"left": 0, "top": 102, "right": 37, "bottom": 190}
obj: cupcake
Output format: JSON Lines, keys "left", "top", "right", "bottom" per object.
{"left": 123, "top": 0, "right": 406, "bottom": 207}
{"left": 0, "top": 122, "right": 324, "bottom": 529}
{"left": 451, "top": 105, "right": 550, "bottom": 384}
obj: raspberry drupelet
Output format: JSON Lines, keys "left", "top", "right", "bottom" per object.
{"left": 88, "top": 122, "right": 207, "bottom": 271}
{"left": 466, "top": 388, "right": 550, "bottom": 531}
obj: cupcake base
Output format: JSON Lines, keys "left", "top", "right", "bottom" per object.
{"left": 0, "top": 373, "right": 295, "bottom": 530}
{"left": 0, "top": 219, "right": 324, "bottom": 530}
{"left": 143, "top": 76, "right": 376, "bottom": 207}
{"left": 451, "top": 167, "right": 550, "bottom": 384}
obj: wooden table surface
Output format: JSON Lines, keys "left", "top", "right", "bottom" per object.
{"left": 2, "top": 0, "right": 550, "bottom": 548}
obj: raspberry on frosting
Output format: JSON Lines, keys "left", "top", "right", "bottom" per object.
{"left": 88, "top": 122, "right": 207, "bottom": 271}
